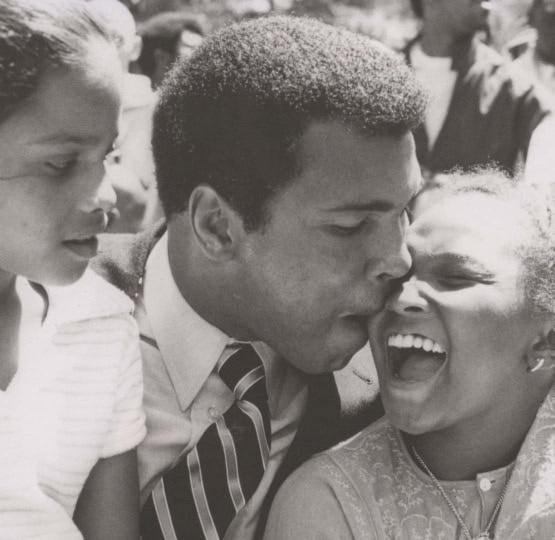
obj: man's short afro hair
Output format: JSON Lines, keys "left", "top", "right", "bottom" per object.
{"left": 153, "top": 15, "right": 428, "bottom": 229}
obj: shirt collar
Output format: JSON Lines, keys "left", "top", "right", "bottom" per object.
{"left": 143, "top": 233, "right": 231, "bottom": 411}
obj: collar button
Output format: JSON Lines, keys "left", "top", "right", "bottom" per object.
{"left": 479, "top": 478, "right": 492, "bottom": 492}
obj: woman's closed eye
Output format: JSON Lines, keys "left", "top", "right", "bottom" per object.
{"left": 436, "top": 273, "right": 494, "bottom": 289}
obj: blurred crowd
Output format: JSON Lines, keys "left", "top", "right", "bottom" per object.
{"left": 95, "top": 0, "right": 555, "bottom": 233}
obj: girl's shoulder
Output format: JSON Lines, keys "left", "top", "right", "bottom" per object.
{"left": 44, "top": 267, "right": 135, "bottom": 327}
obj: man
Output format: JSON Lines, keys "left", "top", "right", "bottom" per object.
{"left": 94, "top": 16, "right": 426, "bottom": 540}
{"left": 510, "top": 0, "right": 555, "bottom": 95}
{"left": 406, "top": 0, "right": 555, "bottom": 182}
{"left": 137, "top": 11, "right": 206, "bottom": 88}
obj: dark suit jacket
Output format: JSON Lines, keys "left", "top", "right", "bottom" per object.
{"left": 92, "top": 223, "right": 384, "bottom": 539}
{"left": 404, "top": 36, "right": 552, "bottom": 176}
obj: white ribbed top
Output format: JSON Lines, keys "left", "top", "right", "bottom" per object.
{"left": 0, "top": 270, "right": 146, "bottom": 539}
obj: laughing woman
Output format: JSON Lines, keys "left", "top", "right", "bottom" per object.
{"left": 0, "top": 1, "right": 145, "bottom": 538}
{"left": 264, "top": 170, "right": 555, "bottom": 540}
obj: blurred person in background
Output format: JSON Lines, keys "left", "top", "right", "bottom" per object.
{"left": 88, "top": 0, "right": 161, "bottom": 232}
{"left": 510, "top": 0, "right": 555, "bottom": 95}
{"left": 406, "top": 0, "right": 555, "bottom": 184}
{"left": 137, "top": 11, "right": 206, "bottom": 88}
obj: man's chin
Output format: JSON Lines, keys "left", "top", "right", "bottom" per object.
{"left": 297, "top": 348, "right": 363, "bottom": 375}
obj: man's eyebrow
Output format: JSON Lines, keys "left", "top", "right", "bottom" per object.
{"left": 324, "top": 201, "right": 396, "bottom": 213}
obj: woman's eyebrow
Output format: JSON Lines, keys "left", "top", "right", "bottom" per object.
{"left": 429, "top": 252, "right": 494, "bottom": 275}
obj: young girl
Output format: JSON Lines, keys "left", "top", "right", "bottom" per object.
{"left": 0, "top": 1, "right": 146, "bottom": 538}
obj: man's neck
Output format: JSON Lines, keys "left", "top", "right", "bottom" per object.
{"left": 420, "top": 24, "right": 473, "bottom": 58}
{"left": 167, "top": 219, "right": 251, "bottom": 342}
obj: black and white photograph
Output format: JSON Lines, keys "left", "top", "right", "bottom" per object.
{"left": 0, "top": 0, "right": 554, "bottom": 538}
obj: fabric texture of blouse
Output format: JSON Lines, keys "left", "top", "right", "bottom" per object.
{"left": 0, "top": 269, "right": 146, "bottom": 540}
{"left": 264, "top": 383, "right": 555, "bottom": 540}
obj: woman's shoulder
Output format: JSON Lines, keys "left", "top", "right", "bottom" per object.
{"left": 325, "top": 417, "right": 397, "bottom": 468}
{"left": 284, "top": 418, "right": 398, "bottom": 500}
{"left": 266, "top": 421, "right": 395, "bottom": 539}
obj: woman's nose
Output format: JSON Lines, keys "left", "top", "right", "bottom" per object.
{"left": 386, "top": 277, "right": 429, "bottom": 315}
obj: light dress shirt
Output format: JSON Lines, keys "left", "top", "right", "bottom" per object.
{"left": 136, "top": 233, "right": 308, "bottom": 539}
{"left": 410, "top": 42, "right": 458, "bottom": 150}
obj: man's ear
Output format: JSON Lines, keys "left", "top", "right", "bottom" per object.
{"left": 527, "top": 325, "right": 555, "bottom": 373}
{"left": 188, "top": 185, "right": 244, "bottom": 261}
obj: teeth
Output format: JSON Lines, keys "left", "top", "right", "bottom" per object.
{"left": 387, "top": 333, "right": 445, "bottom": 354}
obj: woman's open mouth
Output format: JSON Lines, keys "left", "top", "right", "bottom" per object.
{"left": 387, "top": 333, "right": 447, "bottom": 383}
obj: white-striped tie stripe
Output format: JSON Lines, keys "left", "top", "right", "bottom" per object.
{"left": 152, "top": 480, "right": 179, "bottom": 540}
{"left": 215, "top": 418, "right": 246, "bottom": 511}
{"left": 238, "top": 400, "right": 270, "bottom": 466}
{"left": 187, "top": 448, "right": 219, "bottom": 540}
{"left": 235, "top": 365, "right": 265, "bottom": 399}
{"left": 216, "top": 347, "right": 241, "bottom": 372}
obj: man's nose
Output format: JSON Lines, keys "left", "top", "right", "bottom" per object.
{"left": 367, "top": 214, "right": 413, "bottom": 281}
{"left": 385, "top": 276, "right": 430, "bottom": 315}
{"left": 385, "top": 241, "right": 412, "bottom": 279}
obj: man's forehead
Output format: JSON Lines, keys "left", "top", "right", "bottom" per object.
{"left": 284, "top": 120, "right": 420, "bottom": 206}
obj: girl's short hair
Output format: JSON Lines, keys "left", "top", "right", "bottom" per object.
{"left": 0, "top": 0, "right": 112, "bottom": 122}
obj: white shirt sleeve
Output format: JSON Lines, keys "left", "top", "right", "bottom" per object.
{"left": 101, "top": 315, "right": 147, "bottom": 458}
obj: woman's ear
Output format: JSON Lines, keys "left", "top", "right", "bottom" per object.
{"left": 188, "top": 185, "right": 244, "bottom": 262}
{"left": 527, "top": 326, "right": 555, "bottom": 373}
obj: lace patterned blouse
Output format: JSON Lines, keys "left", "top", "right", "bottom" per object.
{"left": 264, "top": 384, "right": 555, "bottom": 540}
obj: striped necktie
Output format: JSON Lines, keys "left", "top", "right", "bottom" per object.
{"left": 140, "top": 344, "right": 271, "bottom": 540}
